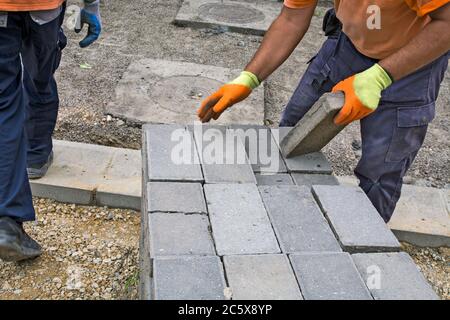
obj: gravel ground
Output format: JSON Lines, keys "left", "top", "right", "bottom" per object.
{"left": 402, "top": 243, "right": 449, "bottom": 300}
{"left": 0, "top": 199, "right": 139, "bottom": 300}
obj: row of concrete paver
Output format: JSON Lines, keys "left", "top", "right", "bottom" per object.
{"left": 152, "top": 252, "right": 438, "bottom": 300}
{"left": 141, "top": 124, "right": 438, "bottom": 300}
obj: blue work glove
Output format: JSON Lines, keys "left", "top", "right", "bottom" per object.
{"left": 75, "top": 0, "right": 102, "bottom": 48}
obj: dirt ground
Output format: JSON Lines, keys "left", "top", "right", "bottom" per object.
{"left": 0, "top": 199, "right": 139, "bottom": 300}
{"left": 55, "top": 0, "right": 450, "bottom": 187}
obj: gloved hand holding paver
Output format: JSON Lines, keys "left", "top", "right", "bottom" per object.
{"left": 197, "top": 0, "right": 450, "bottom": 224}
{"left": 332, "top": 63, "right": 393, "bottom": 125}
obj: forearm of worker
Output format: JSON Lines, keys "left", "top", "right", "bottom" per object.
{"left": 244, "top": 5, "right": 316, "bottom": 82}
{"left": 380, "top": 3, "right": 450, "bottom": 81}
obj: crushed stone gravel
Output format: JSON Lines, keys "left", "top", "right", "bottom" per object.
{"left": 402, "top": 243, "right": 449, "bottom": 300}
{"left": 0, "top": 198, "right": 139, "bottom": 300}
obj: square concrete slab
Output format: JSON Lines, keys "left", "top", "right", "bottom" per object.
{"left": 153, "top": 256, "right": 226, "bottom": 300}
{"left": 259, "top": 185, "right": 341, "bottom": 253}
{"left": 223, "top": 254, "right": 303, "bottom": 300}
{"left": 147, "top": 182, "right": 207, "bottom": 214}
{"left": 312, "top": 186, "right": 401, "bottom": 252}
{"left": 290, "top": 252, "right": 372, "bottom": 300}
{"left": 193, "top": 126, "right": 257, "bottom": 184}
{"left": 204, "top": 184, "right": 280, "bottom": 255}
{"left": 149, "top": 213, "right": 216, "bottom": 257}
{"left": 228, "top": 125, "right": 287, "bottom": 174}
{"left": 388, "top": 185, "right": 450, "bottom": 247}
{"left": 174, "top": 0, "right": 282, "bottom": 36}
{"left": 108, "top": 59, "right": 264, "bottom": 125}
{"left": 291, "top": 173, "right": 339, "bottom": 188}
{"left": 145, "top": 124, "right": 204, "bottom": 182}
{"left": 255, "top": 173, "right": 294, "bottom": 186}
{"left": 352, "top": 252, "right": 439, "bottom": 300}
{"left": 280, "top": 92, "right": 345, "bottom": 157}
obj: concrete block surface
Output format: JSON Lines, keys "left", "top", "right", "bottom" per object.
{"left": 224, "top": 254, "right": 303, "bottom": 300}
{"left": 228, "top": 125, "right": 287, "bottom": 173}
{"left": 174, "top": 0, "right": 282, "bottom": 36}
{"left": 95, "top": 147, "right": 142, "bottom": 210}
{"left": 259, "top": 185, "right": 341, "bottom": 253}
{"left": 255, "top": 173, "right": 294, "bottom": 186}
{"left": 153, "top": 256, "right": 226, "bottom": 300}
{"left": 204, "top": 184, "right": 280, "bottom": 255}
{"left": 193, "top": 126, "right": 256, "bottom": 184}
{"left": 108, "top": 59, "right": 264, "bottom": 125}
{"left": 312, "top": 186, "right": 401, "bottom": 252}
{"left": 290, "top": 252, "right": 372, "bottom": 300}
{"left": 280, "top": 92, "right": 345, "bottom": 157}
{"left": 147, "top": 182, "right": 207, "bottom": 214}
{"left": 283, "top": 152, "right": 333, "bottom": 174}
{"left": 145, "top": 124, "right": 203, "bottom": 182}
{"left": 30, "top": 140, "right": 141, "bottom": 209}
{"left": 352, "top": 252, "right": 439, "bottom": 300}
{"left": 149, "top": 213, "right": 216, "bottom": 257}
{"left": 291, "top": 173, "right": 339, "bottom": 187}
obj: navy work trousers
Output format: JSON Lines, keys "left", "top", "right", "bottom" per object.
{"left": 0, "top": 11, "right": 65, "bottom": 222}
{"left": 280, "top": 32, "right": 449, "bottom": 222}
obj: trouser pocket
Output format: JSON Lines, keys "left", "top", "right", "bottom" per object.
{"left": 385, "top": 103, "right": 435, "bottom": 163}
{"left": 54, "top": 28, "right": 66, "bottom": 71}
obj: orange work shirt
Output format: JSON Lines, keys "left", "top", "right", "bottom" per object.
{"left": 0, "top": 0, "right": 65, "bottom": 11}
{"left": 284, "top": 0, "right": 450, "bottom": 59}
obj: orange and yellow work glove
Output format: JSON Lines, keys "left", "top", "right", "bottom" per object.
{"left": 332, "top": 64, "right": 393, "bottom": 126}
{"left": 197, "top": 71, "right": 260, "bottom": 123}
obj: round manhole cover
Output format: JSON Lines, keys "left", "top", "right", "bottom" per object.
{"left": 199, "top": 3, "right": 265, "bottom": 24}
{"left": 148, "top": 75, "right": 224, "bottom": 115}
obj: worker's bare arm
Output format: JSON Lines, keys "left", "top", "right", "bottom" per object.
{"left": 379, "top": 3, "right": 450, "bottom": 81}
{"left": 245, "top": 5, "right": 317, "bottom": 82}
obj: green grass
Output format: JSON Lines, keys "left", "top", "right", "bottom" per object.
{"left": 125, "top": 272, "right": 139, "bottom": 291}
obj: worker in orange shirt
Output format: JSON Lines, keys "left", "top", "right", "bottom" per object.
{"left": 0, "top": 0, "right": 101, "bottom": 261}
{"left": 198, "top": 0, "right": 450, "bottom": 223}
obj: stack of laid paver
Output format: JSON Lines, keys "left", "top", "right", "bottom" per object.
{"left": 139, "top": 123, "right": 439, "bottom": 300}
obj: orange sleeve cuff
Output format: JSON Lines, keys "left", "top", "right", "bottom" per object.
{"left": 284, "top": 0, "right": 318, "bottom": 9}
{"left": 406, "top": 0, "right": 450, "bottom": 16}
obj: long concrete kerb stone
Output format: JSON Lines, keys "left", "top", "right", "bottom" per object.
{"left": 108, "top": 59, "right": 264, "bottom": 125}
{"left": 389, "top": 185, "right": 450, "bottom": 247}
{"left": 174, "top": 0, "right": 282, "bottom": 36}
{"left": 30, "top": 140, "right": 142, "bottom": 210}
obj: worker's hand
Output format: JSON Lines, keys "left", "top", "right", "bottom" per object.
{"left": 75, "top": 0, "right": 102, "bottom": 48}
{"left": 332, "top": 64, "right": 393, "bottom": 125}
{"left": 197, "top": 71, "right": 260, "bottom": 123}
